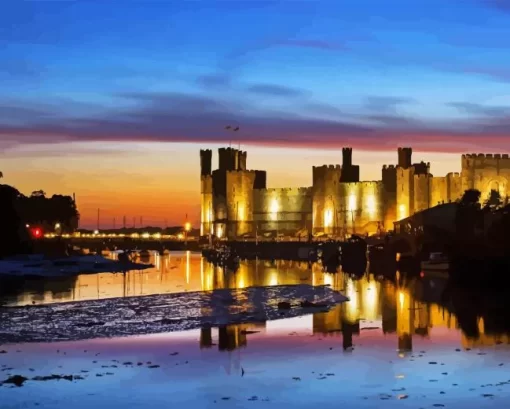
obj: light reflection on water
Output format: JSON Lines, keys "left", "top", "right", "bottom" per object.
{"left": 0, "top": 252, "right": 508, "bottom": 349}
{"left": 2, "top": 253, "right": 510, "bottom": 408}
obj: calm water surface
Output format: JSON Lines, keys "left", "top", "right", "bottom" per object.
{"left": 1, "top": 252, "right": 509, "bottom": 408}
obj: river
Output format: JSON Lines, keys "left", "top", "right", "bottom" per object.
{"left": 0, "top": 252, "right": 509, "bottom": 407}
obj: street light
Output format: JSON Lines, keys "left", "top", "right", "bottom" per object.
{"left": 184, "top": 222, "right": 191, "bottom": 246}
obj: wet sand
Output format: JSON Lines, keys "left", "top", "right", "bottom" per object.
{"left": 2, "top": 316, "right": 510, "bottom": 408}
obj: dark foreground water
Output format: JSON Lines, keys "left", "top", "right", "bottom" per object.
{"left": 1, "top": 252, "right": 510, "bottom": 408}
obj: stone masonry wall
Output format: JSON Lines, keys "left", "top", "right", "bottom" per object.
{"left": 430, "top": 176, "right": 447, "bottom": 207}
{"left": 413, "top": 174, "right": 431, "bottom": 213}
{"left": 338, "top": 181, "right": 384, "bottom": 235}
{"left": 462, "top": 154, "right": 510, "bottom": 202}
{"left": 225, "top": 170, "right": 257, "bottom": 238}
{"left": 253, "top": 187, "right": 312, "bottom": 233}
{"left": 312, "top": 165, "right": 342, "bottom": 234}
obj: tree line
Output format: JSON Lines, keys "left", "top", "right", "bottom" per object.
{"left": 0, "top": 184, "right": 79, "bottom": 258}
{"left": 456, "top": 188, "right": 510, "bottom": 254}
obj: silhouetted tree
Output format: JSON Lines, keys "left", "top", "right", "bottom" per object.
{"left": 487, "top": 204, "right": 510, "bottom": 254}
{"left": 31, "top": 190, "right": 46, "bottom": 198}
{"left": 484, "top": 189, "right": 503, "bottom": 210}
{"left": 456, "top": 189, "right": 482, "bottom": 239}
{"left": 0, "top": 184, "right": 33, "bottom": 258}
{"left": 460, "top": 189, "right": 481, "bottom": 206}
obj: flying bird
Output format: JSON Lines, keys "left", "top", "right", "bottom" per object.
{"left": 225, "top": 125, "right": 231, "bottom": 130}
{"left": 233, "top": 127, "right": 240, "bottom": 131}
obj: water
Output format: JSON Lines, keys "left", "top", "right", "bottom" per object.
{"left": 1, "top": 252, "right": 509, "bottom": 407}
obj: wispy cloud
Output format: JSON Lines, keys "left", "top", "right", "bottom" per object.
{"left": 245, "top": 83, "right": 309, "bottom": 98}
{"left": 364, "top": 96, "right": 416, "bottom": 113}
{"left": 447, "top": 101, "right": 510, "bottom": 116}
{"left": 273, "top": 39, "right": 349, "bottom": 51}
{"left": 1, "top": 92, "right": 510, "bottom": 154}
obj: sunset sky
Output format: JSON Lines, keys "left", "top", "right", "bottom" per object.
{"left": 2, "top": 0, "right": 510, "bottom": 228}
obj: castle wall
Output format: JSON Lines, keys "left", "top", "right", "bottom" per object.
{"left": 202, "top": 147, "right": 510, "bottom": 240}
{"left": 396, "top": 167, "right": 414, "bottom": 220}
{"left": 462, "top": 154, "right": 510, "bottom": 201}
{"left": 200, "top": 175, "right": 213, "bottom": 236}
{"left": 312, "top": 165, "right": 342, "bottom": 234}
{"left": 225, "top": 170, "right": 257, "bottom": 238}
{"left": 339, "top": 181, "right": 384, "bottom": 235}
{"left": 446, "top": 172, "right": 462, "bottom": 202}
{"left": 430, "top": 177, "right": 447, "bottom": 207}
{"left": 413, "top": 174, "right": 431, "bottom": 213}
{"left": 253, "top": 187, "right": 312, "bottom": 234}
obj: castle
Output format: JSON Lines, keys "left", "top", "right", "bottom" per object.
{"left": 200, "top": 147, "right": 510, "bottom": 239}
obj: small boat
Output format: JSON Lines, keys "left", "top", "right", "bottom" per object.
{"left": 420, "top": 253, "right": 450, "bottom": 277}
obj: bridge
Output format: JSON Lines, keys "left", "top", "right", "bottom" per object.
{"left": 39, "top": 234, "right": 200, "bottom": 252}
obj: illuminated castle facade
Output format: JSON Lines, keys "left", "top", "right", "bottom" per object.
{"left": 200, "top": 147, "right": 510, "bottom": 239}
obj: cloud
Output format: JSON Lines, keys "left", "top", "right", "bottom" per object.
{"left": 1, "top": 92, "right": 510, "bottom": 154}
{"left": 364, "top": 96, "right": 416, "bottom": 113}
{"left": 196, "top": 73, "right": 232, "bottom": 89}
{"left": 245, "top": 83, "right": 309, "bottom": 98}
{"left": 273, "top": 39, "right": 348, "bottom": 51}
{"left": 447, "top": 101, "right": 510, "bottom": 116}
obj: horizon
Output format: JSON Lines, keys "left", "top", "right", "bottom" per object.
{"left": 2, "top": 1, "right": 510, "bottom": 228}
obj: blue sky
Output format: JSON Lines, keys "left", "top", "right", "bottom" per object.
{"left": 2, "top": 0, "right": 510, "bottom": 152}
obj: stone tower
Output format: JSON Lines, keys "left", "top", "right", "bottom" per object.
{"left": 200, "top": 149, "right": 213, "bottom": 236}
{"left": 340, "top": 147, "right": 360, "bottom": 183}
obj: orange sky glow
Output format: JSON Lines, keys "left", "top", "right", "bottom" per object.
{"left": 1, "top": 142, "right": 461, "bottom": 229}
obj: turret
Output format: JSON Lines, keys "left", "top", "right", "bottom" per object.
{"left": 238, "top": 151, "right": 247, "bottom": 170}
{"left": 200, "top": 149, "right": 212, "bottom": 176}
{"left": 218, "top": 147, "right": 239, "bottom": 171}
{"left": 398, "top": 147, "right": 412, "bottom": 169}
{"left": 340, "top": 147, "right": 360, "bottom": 183}
{"left": 342, "top": 147, "right": 353, "bottom": 167}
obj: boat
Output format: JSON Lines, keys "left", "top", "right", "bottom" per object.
{"left": 420, "top": 252, "right": 450, "bottom": 277}
{"left": 0, "top": 254, "right": 154, "bottom": 277}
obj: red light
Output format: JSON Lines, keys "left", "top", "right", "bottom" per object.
{"left": 31, "top": 228, "right": 42, "bottom": 239}
{"left": 420, "top": 271, "right": 425, "bottom": 278}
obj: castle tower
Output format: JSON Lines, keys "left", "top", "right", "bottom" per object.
{"left": 238, "top": 151, "right": 247, "bottom": 171}
{"left": 312, "top": 165, "right": 342, "bottom": 235}
{"left": 342, "top": 147, "right": 352, "bottom": 167}
{"left": 200, "top": 149, "right": 214, "bottom": 236}
{"left": 200, "top": 149, "right": 212, "bottom": 176}
{"left": 398, "top": 147, "right": 412, "bottom": 169}
{"left": 340, "top": 147, "right": 360, "bottom": 183}
{"left": 218, "top": 147, "right": 237, "bottom": 171}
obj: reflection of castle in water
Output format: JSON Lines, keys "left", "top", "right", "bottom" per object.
{"left": 1, "top": 252, "right": 509, "bottom": 349}
{"left": 199, "top": 323, "right": 267, "bottom": 351}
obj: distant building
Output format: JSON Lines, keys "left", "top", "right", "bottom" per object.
{"left": 200, "top": 147, "right": 510, "bottom": 239}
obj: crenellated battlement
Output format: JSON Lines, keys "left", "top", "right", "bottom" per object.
{"left": 382, "top": 164, "right": 396, "bottom": 170}
{"left": 255, "top": 187, "right": 312, "bottom": 194}
{"left": 462, "top": 153, "right": 510, "bottom": 159}
{"left": 341, "top": 181, "right": 383, "bottom": 188}
{"left": 414, "top": 173, "right": 432, "bottom": 180}
{"left": 313, "top": 164, "right": 342, "bottom": 171}
{"left": 225, "top": 169, "right": 259, "bottom": 175}
{"left": 447, "top": 172, "right": 460, "bottom": 178}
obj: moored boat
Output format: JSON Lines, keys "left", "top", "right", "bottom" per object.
{"left": 420, "top": 252, "right": 450, "bottom": 278}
